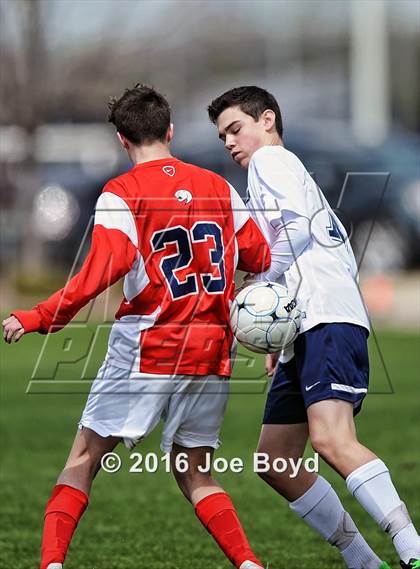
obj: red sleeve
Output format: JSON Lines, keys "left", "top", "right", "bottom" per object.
{"left": 12, "top": 225, "right": 138, "bottom": 334}
{"left": 236, "top": 217, "right": 271, "bottom": 273}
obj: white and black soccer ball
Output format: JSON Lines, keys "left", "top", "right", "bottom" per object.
{"left": 230, "top": 282, "right": 301, "bottom": 354}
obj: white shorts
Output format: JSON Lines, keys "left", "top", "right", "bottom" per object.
{"left": 78, "top": 360, "right": 229, "bottom": 453}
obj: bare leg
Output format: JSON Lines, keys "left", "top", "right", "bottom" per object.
{"left": 57, "top": 426, "right": 120, "bottom": 495}
{"left": 170, "top": 443, "right": 222, "bottom": 505}
{"left": 307, "top": 399, "right": 377, "bottom": 477}
{"left": 256, "top": 422, "right": 315, "bottom": 501}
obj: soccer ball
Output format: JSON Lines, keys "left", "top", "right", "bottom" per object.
{"left": 230, "top": 282, "right": 301, "bottom": 354}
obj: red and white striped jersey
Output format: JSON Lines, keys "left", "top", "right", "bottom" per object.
{"left": 13, "top": 157, "right": 270, "bottom": 376}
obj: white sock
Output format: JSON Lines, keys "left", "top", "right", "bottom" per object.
{"left": 346, "top": 459, "right": 420, "bottom": 563}
{"left": 393, "top": 525, "right": 420, "bottom": 563}
{"left": 341, "top": 533, "right": 383, "bottom": 569}
{"left": 290, "top": 475, "right": 382, "bottom": 568}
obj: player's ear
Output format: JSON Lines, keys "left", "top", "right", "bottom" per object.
{"left": 117, "top": 132, "right": 130, "bottom": 150}
{"left": 167, "top": 123, "right": 174, "bottom": 143}
{"left": 262, "top": 110, "right": 276, "bottom": 132}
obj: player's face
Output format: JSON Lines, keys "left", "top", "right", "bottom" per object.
{"left": 216, "top": 106, "right": 268, "bottom": 168}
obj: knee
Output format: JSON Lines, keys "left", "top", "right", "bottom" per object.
{"left": 310, "top": 429, "right": 346, "bottom": 462}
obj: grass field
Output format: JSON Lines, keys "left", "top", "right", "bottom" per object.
{"left": 0, "top": 327, "right": 419, "bottom": 569}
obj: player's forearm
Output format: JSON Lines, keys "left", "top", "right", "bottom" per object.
{"left": 11, "top": 275, "right": 106, "bottom": 334}
{"left": 11, "top": 226, "right": 137, "bottom": 334}
{"left": 12, "top": 289, "right": 78, "bottom": 334}
{"left": 254, "top": 215, "right": 310, "bottom": 282}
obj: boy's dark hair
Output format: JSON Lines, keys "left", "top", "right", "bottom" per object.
{"left": 208, "top": 86, "right": 283, "bottom": 137}
{"left": 108, "top": 84, "right": 171, "bottom": 145}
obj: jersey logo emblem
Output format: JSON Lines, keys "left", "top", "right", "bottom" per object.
{"left": 175, "top": 189, "right": 192, "bottom": 205}
{"left": 162, "top": 165, "right": 175, "bottom": 177}
{"left": 305, "top": 381, "right": 321, "bottom": 392}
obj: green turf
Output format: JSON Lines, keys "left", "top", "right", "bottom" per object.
{"left": 0, "top": 328, "right": 419, "bottom": 569}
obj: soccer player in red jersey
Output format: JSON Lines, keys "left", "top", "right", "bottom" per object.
{"left": 2, "top": 85, "right": 270, "bottom": 569}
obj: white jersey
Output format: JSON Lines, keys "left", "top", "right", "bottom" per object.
{"left": 247, "top": 145, "right": 370, "bottom": 334}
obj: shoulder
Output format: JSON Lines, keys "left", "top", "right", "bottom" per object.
{"left": 248, "top": 147, "right": 311, "bottom": 217}
{"left": 96, "top": 173, "right": 135, "bottom": 214}
{"left": 102, "top": 172, "right": 130, "bottom": 199}
{"left": 250, "top": 146, "right": 305, "bottom": 181}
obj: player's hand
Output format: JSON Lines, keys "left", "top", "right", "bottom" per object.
{"left": 265, "top": 352, "right": 280, "bottom": 377}
{"left": 243, "top": 272, "right": 258, "bottom": 286}
{"left": 236, "top": 273, "right": 259, "bottom": 293}
{"left": 2, "top": 316, "right": 25, "bottom": 344}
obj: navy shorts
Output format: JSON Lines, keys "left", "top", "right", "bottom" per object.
{"left": 263, "top": 323, "right": 369, "bottom": 424}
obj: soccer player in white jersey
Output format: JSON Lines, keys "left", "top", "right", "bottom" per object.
{"left": 208, "top": 86, "right": 419, "bottom": 569}
{"left": 2, "top": 85, "right": 270, "bottom": 569}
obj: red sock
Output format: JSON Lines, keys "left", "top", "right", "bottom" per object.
{"left": 195, "top": 492, "right": 262, "bottom": 568}
{"left": 40, "top": 484, "right": 88, "bottom": 569}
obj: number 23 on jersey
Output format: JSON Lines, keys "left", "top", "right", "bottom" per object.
{"left": 151, "top": 221, "right": 226, "bottom": 300}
